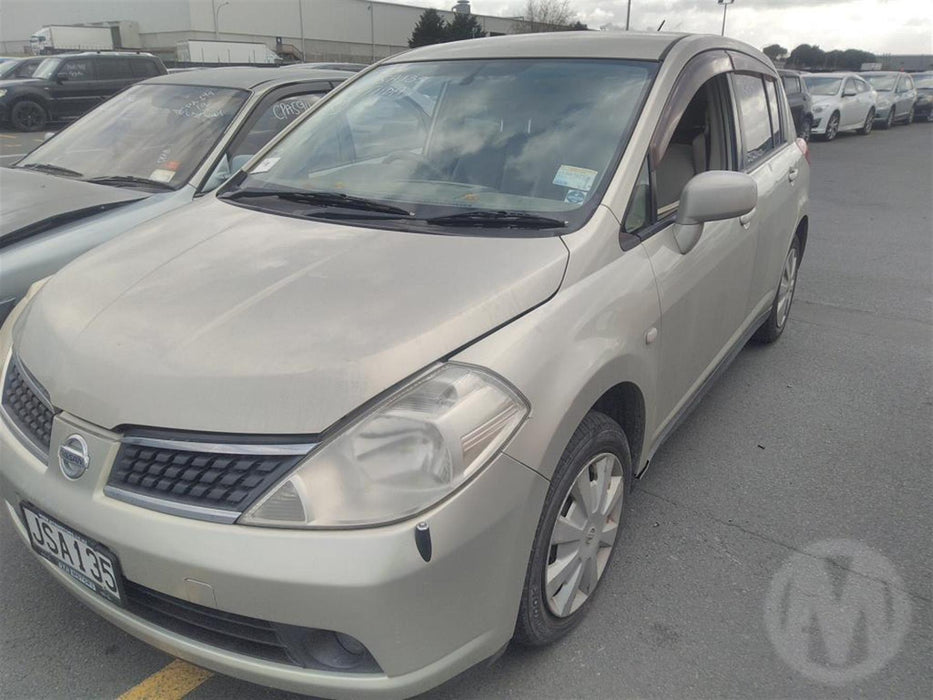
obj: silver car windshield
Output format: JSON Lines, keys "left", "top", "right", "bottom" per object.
{"left": 229, "top": 58, "right": 656, "bottom": 232}
{"left": 18, "top": 83, "right": 249, "bottom": 189}
{"left": 865, "top": 75, "right": 896, "bottom": 92}
{"left": 804, "top": 76, "right": 843, "bottom": 96}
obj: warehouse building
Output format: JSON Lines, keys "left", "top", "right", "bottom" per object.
{"left": 0, "top": 0, "right": 517, "bottom": 64}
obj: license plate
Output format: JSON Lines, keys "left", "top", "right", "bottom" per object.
{"left": 21, "top": 504, "right": 123, "bottom": 605}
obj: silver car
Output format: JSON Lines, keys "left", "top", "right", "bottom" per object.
{"left": 0, "top": 32, "right": 809, "bottom": 699}
{"left": 861, "top": 70, "right": 918, "bottom": 128}
{"left": 0, "top": 66, "right": 348, "bottom": 324}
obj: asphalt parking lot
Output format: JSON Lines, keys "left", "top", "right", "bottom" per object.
{"left": 1, "top": 123, "right": 931, "bottom": 699}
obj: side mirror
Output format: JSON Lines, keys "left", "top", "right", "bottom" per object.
{"left": 673, "top": 171, "right": 757, "bottom": 254}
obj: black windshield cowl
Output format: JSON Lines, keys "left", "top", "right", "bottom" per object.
{"left": 426, "top": 210, "right": 567, "bottom": 230}
{"left": 221, "top": 189, "right": 414, "bottom": 217}
{"left": 17, "top": 163, "right": 83, "bottom": 178}
{"left": 85, "top": 175, "right": 176, "bottom": 192}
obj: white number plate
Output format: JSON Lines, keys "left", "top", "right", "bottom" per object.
{"left": 22, "top": 504, "right": 123, "bottom": 605}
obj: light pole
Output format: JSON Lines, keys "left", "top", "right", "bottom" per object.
{"left": 212, "top": 0, "right": 230, "bottom": 40}
{"left": 625, "top": 0, "right": 631, "bottom": 30}
{"left": 718, "top": 0, "right": 734, "bottom": 37}
{"left": 367, "top": 2, "right": 375, "bottom": 63}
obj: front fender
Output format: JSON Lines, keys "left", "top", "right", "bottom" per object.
{"left": 454, "top": 244, "right": 661, "bottom": 481}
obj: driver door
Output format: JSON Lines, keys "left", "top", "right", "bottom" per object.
{"left": 840, "top": 78, "right": 862, "bottom": 128}
{"left": 47, "top": 58, "right": 99, "bottom": 120}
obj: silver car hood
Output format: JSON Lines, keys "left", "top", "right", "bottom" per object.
{"left": 15, "top": 198, "right": 568, "bottom": 434}
{"left": 0, "top": 168, "right": 145, "bottom": 247}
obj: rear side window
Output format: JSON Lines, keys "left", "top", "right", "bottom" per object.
{"left": 782, "top": 75, "right": 800, "bottom": 94}
{"left": 229, "top": 92, "right": 325, "bottom": 160}
{"left": 732, "top": 73, "right": 774, "bottom": 168}
{"left": 131, "top": 60, "right": 159, "bottom": 78}
{"left": 97, "top": 59, "right": 132, "bottom": 80}
{"left": 58, "top": 59, "right": 91, "bottom": 80}
{"left": 764, "top": 78, "right": 784, "bottom": 146}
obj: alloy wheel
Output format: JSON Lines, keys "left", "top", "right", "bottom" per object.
{"left": 776, "top": 246, "right": 799, "bottom": 328}
{"left": 545, "top": 452, "right": 624, "bottom": 618}
{"left": 17, "top": 103, "right": 43, "bottom": 130}
{"left": 826, "top": 114, "right": 839, "bottom": 140}
{"left": 863, "top": 111, "right": 874, "bottom": 133}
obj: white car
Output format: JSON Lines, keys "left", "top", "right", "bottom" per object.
{"left": 803, "top": 72, "right": 877, "bottom": 141}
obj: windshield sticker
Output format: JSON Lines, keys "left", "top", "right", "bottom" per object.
{"left": 149, "top": 169, "right": 176, "bottom": 183}
{"left": 553, "top": 165, "right": 598, "bottom": 192}
{"left": 564, "top": 189, "right": 587, "bottom": 204}
{"left": 251, "top": 156, "right": 280, "bottom": 173}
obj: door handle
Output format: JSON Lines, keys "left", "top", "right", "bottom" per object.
{"left": 788, "top": 166, "right": 799, "bottom": 183}
{"left": 739, "top": 209, "right": 755, "bottom": 229}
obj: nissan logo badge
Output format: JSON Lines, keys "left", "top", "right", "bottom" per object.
{"left": 59, "top": 434, "right": 89, "bottom": 480}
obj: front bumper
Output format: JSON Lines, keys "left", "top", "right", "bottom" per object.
{"left": 810, "top": 115, "right": 826, "bottom": 134}
{"left": 0, "top": 408, "right": 548, "bottom": 699}
{"left": 873, "top": 104, "right": 894, "bottom": 121}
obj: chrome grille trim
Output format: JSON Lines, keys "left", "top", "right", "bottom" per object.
{"left": 122, "top": 435, "right": 317, "bottom": 456}
{"left": 104, "top": 485, "right": 241, "bottom": 524}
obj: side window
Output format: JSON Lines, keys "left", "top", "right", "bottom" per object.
{"left": 97, "top": 59, "right": 132, "bottom": 80}
{"left": 732, "top": 73, "right": 774, "bottom": 169}
{"left": 781, "top": 75, "right": 800, "bottom": 94}
{"left": 764, "top": 78, "right": 784, "bottom": 146}
{"left": 131, "top": 60, "right": 159, "bottom": 78}
{"left": 623, "top": 158, "right": 651, "bottom": 233}
{"left": 843, "top": 78, "right": 856, "bottom": 95}
{"left": 15, "top": 62, "right": 38, "bottom": 78}
{"left": 229, "top": 93, "right": 324, "bottom": 161}
{"left": 654, "top": 75, "right": 736, "bottom": 213}
{"left": 58, "top": 59, "right": 91, "bottom": 80}
{"left": 855, "top": 79, "right": 869, "bottom": 94}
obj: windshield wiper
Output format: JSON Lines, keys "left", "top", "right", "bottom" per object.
{"left": 426, "top": 210, "right": 566, "bottom": 229}
{"left": 85, "top": 175, "right": 175, "bottom": 191}
{"left": 222, "top": 189, "right": 413, "bottom": 217}
{"left": 17, "top": 163, "right": 83, "bottom": 178}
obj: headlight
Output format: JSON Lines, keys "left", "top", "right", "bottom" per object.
{"left": 814, "top": 104, "right": 824, "bottom": 113}
{"left": 0, "top": 89, "right": 7, "bottom": 98}
{"left": 241, "top": 364, "right": 529, "bottom": 528}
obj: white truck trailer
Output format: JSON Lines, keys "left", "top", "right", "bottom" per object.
{"left": 29, "top": 26, "right": 114, "bottom": 54}
{"left": 175, "top": 40, "right": 281, "bottom": 65}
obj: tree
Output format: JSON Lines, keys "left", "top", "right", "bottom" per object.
{"left": 511, "top": 0, "right": 578, "bottom": 33}
{"left": 448, "top": 13, "right": 486, "bottom": 41}
{"left": 409, "top": 8, "right": 448, "bottom": 48}
{"left": 787, "top": 43, "right": 825, "bottom": 70}
{"left": 762, "top": 44, "right": 787, "bottom": 61}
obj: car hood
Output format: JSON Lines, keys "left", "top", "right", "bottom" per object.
{"left": 0, "top": 77, "right": 42, "bottom": 87}
{"left": 811, "top": 94, "right": 841, "bottom": 108}
{"left": 0, "top": 168, "right": 146, "bottom": 248}
{"left": 15, "top": 198, "right": 569, "bottom": 435}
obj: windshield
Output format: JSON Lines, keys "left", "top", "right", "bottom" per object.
{"left": 18, "top": 83, "right": 249, "bottom": 188}
{"left": 913, "top": 73, "right": 933, "bottom": 89}
{"left": 225, "top": 58, "right": 656, "bottom": 234}
{"left": 32, "top": 58, "right": 61, "bottom": 80}
{"left": 804, "top": 76, "right": 843, "bottom": 96}
{"left": 865, "top": 75, "right": 896, "bottom": 91}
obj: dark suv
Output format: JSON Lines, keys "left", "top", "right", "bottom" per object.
{"left": 0, "top": 52, "right": 166, "bottom": 131}
{"left": 779, "top": 69, "right": 814, "bottom": 141}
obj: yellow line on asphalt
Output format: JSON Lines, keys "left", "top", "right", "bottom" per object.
{"left": 118, "top": 659, "right": 213, "bottom": 700}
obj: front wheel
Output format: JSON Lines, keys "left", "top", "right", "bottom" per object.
{"left": 514, "top": 411, "right": 631, "bottom": 646}
{"left": 881, "top": 108, "right": 895, "bottom": 129}
{"left": 823, "top": 112, "right": 840, "bottom": 141}
{"left": 10, "top": 99, "right": 48, "bottom": 132}
{"left": 905, "top": 105, "right": 915, "bottom": 124}
{"left": 754, "top": 234, "right": 801, "bottom": 344}
{"left": 858, "top": 109, "right": 875, "bottom": 135}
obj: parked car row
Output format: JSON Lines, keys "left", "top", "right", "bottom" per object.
{"left": 0, "top": 31, "right": 809, "bottom": 699}
{"left": 779, "top": 67, "right": 929, "bottom": 142}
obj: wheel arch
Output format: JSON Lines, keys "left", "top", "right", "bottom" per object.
{"left": 795, "top": 215, "right": 809, "bottom": 260}
{"left": 591, "top": 382, "right": 646, "bottom": 476}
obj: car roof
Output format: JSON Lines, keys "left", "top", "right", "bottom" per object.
{"left": 143, "top": 65, "right": 354, "bottom": 90}
{"left": 385, "top": 31, "right": 689, "bottom": 63}
{"left": 778, "top": 69, "right": 804, "bottom": 76}
{"left": 860, "top": 71, "right": 902, "bottom": 77}
{"left": 804, "top": 71, "right": 862, "bottom": 78}
{"left": 38, "top": 51, "right": 160, "bottom": 59}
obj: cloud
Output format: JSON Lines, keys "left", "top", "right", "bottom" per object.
{"left": 404, "top": 0, "right": 932, "bottom": 54}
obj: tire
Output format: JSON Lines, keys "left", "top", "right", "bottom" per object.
{"left": 881, "top": 108, "right": 895, "bottom": 129}
{"left": 753, "top": 234, "right": 801, "bottom": 344}
{"left": 823, "top": 112, "right": 840, "bottom": 141}
{"left": 857, "top": 109, "right": 875, "bottom": 135}
{"left": 905, "top": 105, "right": 915, "bottom": 124}
{"left": 10, "top": 99, "right": 48, "bottom": 132}
{"left": 514, "top": 411, "right": 632, "bottom": 646}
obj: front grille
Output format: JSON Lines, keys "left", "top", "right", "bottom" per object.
{"left": 1, "top": 356, "right": 56, "bottom": 455}
{"left": 124, "top": 580, "right": 296, "bottom": 665}
{"left": 124, "top": 580, "right": 382, "bottom": 673}
{"left": 107, "top": 438, "right": 308, "bottom": 515}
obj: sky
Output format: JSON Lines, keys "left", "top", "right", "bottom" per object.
{"left": 406, "top": 0, "right": 933, "bottom": 55}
